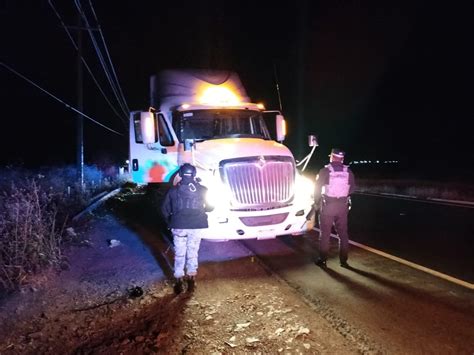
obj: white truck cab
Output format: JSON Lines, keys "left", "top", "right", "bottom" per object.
{"left": 129, "top": 69, "right": 317, "bottom": 241}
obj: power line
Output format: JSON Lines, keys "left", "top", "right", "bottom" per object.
{"left": 88, "top": 0, "right": 130, "bottom": 114}
{"left": 1, "top": 61, "right": 124, "bottom": 136}
{"left": 74, "top": 0, "right": 128, "bottom": 118}
{"left": 48, "top": 0, "right": 128, "bottom": 126}
{"left": 74, "top": 0, "right": 129, "bottom": 119}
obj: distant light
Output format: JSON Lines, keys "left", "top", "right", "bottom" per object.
{"left": 376, "top": 160, "right": 379, "bottom": 163}
{"left": 257, "top": 103, "right": 265, "bottom": 110}
{"left": 181, "top": 103, "right": 190, "bottom": 109}
{"left": 125, "top": 159, "right": 129, "bottom": 164}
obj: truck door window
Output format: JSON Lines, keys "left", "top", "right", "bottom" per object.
{"left": 133, "top": 112, "right": 153, "bottom": 143}
{"left": 134, "top": 113, "right": 173, "bottom": 145}
{"left": 157, "top": 113, "right": 174, "bottom": 146}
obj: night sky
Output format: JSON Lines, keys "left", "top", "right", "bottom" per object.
{"left": 1, "top": 1, "right": 473, "bottom": 180}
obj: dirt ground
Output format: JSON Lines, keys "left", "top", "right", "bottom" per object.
{"left": 0, "top": 195, "right": 368, "bottom": 354}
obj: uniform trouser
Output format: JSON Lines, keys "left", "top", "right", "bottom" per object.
{"left": 172, "top": 228, "right": 204, "bottom": 279}
{"left": 318, "top": 201, "right": 349, "bottom": 262}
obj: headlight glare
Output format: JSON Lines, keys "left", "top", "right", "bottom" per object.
{"left": 294, "top": 174, "right": 314, "bottom": 202}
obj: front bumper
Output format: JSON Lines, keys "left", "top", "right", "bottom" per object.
{"left": 203, "top": 202, "right": 315, "bottom": 241}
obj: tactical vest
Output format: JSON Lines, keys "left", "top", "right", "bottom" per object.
{"left": 322, "top": 164, "right": 350, "bottom": 198}
{"left": 175, "top": 182, "right": 204, "bottom": 211}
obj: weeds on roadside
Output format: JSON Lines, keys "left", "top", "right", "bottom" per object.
{"left": 356, "top": 178, "right": 474, "bottom": 202}
{"left": 0, "top": 164, "right": 127, "bottom": 292}
{"left": 0, "top": 180, "right": 66, "bottom": 291}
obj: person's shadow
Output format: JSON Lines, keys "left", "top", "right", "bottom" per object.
{"left": 320, "top": 263, "right": 471, "bottom": 314}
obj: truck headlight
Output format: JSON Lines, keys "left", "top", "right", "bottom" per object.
{"left": 206, "top": 183, "right": 231, "bottom": 208}
{"left": 294, "top": 174, "right": 314, "bottom": 202}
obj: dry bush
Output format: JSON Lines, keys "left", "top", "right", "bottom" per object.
{"left": 0, "top": 180, "right": 66, "bottom": 291}
{"left": 0, "top": 164, "right": 127, "bottom": 292}
{"left": 35, "top": 165, "right": 123, "bottom": 215}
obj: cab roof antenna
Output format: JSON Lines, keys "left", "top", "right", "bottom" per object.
{"left": 273, "top": 62, "right": 283, "bottom": 113}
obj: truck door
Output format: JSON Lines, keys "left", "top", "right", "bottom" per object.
{"left": 129, "top": 111, "right": 179, "bottom": 183}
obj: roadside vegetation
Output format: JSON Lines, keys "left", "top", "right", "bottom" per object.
{"left": 0, "top": 165, "right": 126, "bottom": 292}
{"left": 356, "top": 178, "right": 474, "bottom": 202}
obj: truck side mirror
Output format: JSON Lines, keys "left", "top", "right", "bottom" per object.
{"left": 276, "top": 114, "right": 286, "bottom": 142}
{"left": 140, "top": 112, "right": 157, "bottom": 144}
{"left": 308, "top": 134, "right": 318, "bottom": 147}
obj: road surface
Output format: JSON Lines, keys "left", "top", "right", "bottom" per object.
{"left": 113, "top": 189, "right": 474, "bottom": 353}
{"left": 239, "top": 233, "right": 474, "bottom": 354}
{"left": 349, "top": 193, "right": 474, "bottom": 284}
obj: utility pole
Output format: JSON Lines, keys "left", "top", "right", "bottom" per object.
{"left": 76, "top": 13, "right": 84, "bottom": 188}
{"left": 61, "top": 17, "right": 99, "bottom": 188}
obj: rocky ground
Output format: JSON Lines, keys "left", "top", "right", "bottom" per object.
{"left": 0, "top": 191, "right": 366, "bottom": 354}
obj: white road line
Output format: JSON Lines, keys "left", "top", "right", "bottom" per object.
{"left": 313, "top": 227, "right": 474, "bottom": 290}
{"left": 427, "top": 197, "right": 474, "bottom": 206}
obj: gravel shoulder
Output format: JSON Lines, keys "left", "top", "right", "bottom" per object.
{"left": 0, "top": 199, "right": 363, "bottom": 354}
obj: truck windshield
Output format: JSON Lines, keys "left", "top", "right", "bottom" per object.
{"left": 175, "top": 109, "right": 271, "bottom": 142}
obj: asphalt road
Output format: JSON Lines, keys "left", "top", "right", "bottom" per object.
{"left": 112, "top": 189, "right": 474, "bottom": 353}
{"left": 349, "top": 193, "right": 474, "bottom": 284}
{"left": 240, "top": 233, "right": 474, "bottom": 354}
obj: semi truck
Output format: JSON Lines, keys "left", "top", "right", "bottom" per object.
{"left": 129, "top": 69, "right": 317, "bottom": 241}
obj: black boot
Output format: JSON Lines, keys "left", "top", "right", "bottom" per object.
{"left": 187, "top": 276, "right": 196, "bottom": 292}
{"left": 340, "top": 260, "right": 350, "bottom": 268}
{"left": 173, "top": 278, "right": 184, "bottom": 294}
{"left": 315, "top": 258, "right": 327, "bottom": 268}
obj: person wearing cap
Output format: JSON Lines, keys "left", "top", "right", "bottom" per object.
{"left": 314, "top": 148, "right": 356, "bottom": 268}
{"left": 161, "top": 163, "right": 212, "bottom": 294}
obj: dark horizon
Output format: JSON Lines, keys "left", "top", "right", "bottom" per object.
{"left": 1, "top": 1, "right": 472, "bottom": 180}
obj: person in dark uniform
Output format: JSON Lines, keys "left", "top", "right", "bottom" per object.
{"left": 314, "top": 148, "right": 356, "bottom": 268}
{"left": 161, "top": 163, "right": 211, "bottom": 294}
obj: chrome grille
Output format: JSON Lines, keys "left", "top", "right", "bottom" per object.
{"left": 221, "top": 156, "right": 294, "bottom": 208}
